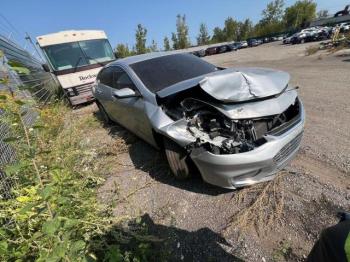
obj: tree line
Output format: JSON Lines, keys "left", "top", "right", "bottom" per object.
{"left": 115, "top": 0, "right": 323, "bottom": 58}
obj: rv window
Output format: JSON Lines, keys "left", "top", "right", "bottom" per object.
{"left": 44, "top": 42, "right": 87, "bottom": 71}
{"left": 79, "top": 39, "right": 114, "bottom": 63}
{"left": 43, "top": 39, "right": 115, "bottom": 71}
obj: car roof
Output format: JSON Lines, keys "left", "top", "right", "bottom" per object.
{"left": 110, "top": 51, "right": 181, "bottom": 66}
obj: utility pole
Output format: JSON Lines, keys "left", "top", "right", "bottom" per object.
{"left": 25, "top": 32, "right": 44, "bottom": 61}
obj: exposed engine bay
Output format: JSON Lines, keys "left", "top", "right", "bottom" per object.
{"left": 162, "top": 95, "right": 301, "bottom": 155}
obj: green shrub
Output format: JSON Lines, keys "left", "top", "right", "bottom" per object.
{"left": 0, "top": 93, "right": 164, "bottom": 261}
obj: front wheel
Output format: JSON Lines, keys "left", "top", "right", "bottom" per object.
{"left": 163, "top": 138, "right": 192, "bottom": 180}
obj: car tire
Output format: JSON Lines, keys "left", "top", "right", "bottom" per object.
{"left": 96, "top": 101, "right": 112, "bottom": 124}
{"left": 163, "top": 138, "right": 192, "bottom": 180}
{"left": 300, "top": 39, "right": 305, "bottom": 44}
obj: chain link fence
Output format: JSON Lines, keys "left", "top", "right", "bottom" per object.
{"left": 1, "top": 33, "right": 56, "bottom": 199}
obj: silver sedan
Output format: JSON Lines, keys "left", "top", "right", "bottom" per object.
{"left": 93, "top": 52, "right": 305, "bottom": 189}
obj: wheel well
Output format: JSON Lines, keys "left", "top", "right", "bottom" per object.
{"left": 152, "top": 129, "right": 165, "bottom": 149}
{"left": 155, "top": 131, "right": 201, "bottom": 177}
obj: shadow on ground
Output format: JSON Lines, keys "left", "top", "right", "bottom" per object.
{"left": 94, "top": 109, "right": 232, "bottom": 196}
{"left": 90, "top": 213, "right": 243, "bottom": 262}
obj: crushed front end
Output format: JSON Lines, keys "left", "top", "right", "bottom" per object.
{"left": 155, "top": 68, "right": 305, "bottom": 188}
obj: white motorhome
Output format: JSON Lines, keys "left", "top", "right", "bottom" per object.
{"left": 36, "top": 30, "right": 115, "bottom": 105}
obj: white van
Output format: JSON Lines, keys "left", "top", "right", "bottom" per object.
{"left": 37, "top": 30, "right": 115, "bottom": 105}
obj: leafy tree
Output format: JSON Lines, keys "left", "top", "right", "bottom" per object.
{"left": 211, "top": 27, "right": 226, "bottom": 43}
{"left": 261, "top": 0, "right": 285, "bottom": 24}
{"left": 238, "top": 19, "right": 254, "bottom": 40}
{"left": 148, "top": 39, "right": 158, "bottom": 52}
{"left": 210, "top": 18, "right": 253, "bottom": 42}
{"left": 284, "top": 0, "right": 317, "bottom": 29}
{"left": 135, "top": 24, "right": 148, "bottom": 54}
{"left": 317, "top": 9, "right": 329, "bottom": 18}
{"left": 172, "top": 14, "right": 191, "bottom": 49}
{"left": 223, "top": 17, "right": 239, "bottom": 41}
{"left": 196, "top": 23, "right": 210, "bottom": 45}
{"left": 171, "top": 32, "right": 178, "bottom": 50}
{"left": 254, "top": 21, "right": 284, "bottom": 37}
{"left": 163, "top": 36, "right": 171, "bottom": 51}
{"left": 114, "top": 43, "right": 131, "bottom": 58}
{"left": 254, "top": 0, "right": 285, "bottom": 36}
{"left": 131, "top": 45, "right": 137, "bottom": 55}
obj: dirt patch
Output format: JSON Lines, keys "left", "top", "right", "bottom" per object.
{"left": 305, "top": 45, "right": 319, "bottom": 56}
{"left": 75, "top": 42, "right": 349, "bottom": 261}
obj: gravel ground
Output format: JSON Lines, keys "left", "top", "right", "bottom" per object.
{"left": 77, "top": 42, "right": 350, "bottom": 261}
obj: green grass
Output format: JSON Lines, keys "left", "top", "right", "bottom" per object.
{"left": 0, "top": 93, "right": 166, "bottom": 261}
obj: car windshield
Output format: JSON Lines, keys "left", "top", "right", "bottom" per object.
{"left": 43, "top": 39, "right": 114, "bottom": 71}
{"left": 130, "top": 53, "right": 217, "bottom": 93}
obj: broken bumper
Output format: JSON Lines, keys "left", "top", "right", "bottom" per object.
{"left": 190, "top": 105, "right": 305, "bottom": 189}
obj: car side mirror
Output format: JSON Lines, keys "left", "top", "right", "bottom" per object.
{"left": 42, "top": 63, "right": 50, "bottom": 72}
{"left": 112, "top": 88, "right": 140, "bottom": 99}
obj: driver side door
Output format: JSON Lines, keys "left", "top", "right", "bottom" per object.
{"left": 106, "top": 67, "right": 155, "bottom": 144}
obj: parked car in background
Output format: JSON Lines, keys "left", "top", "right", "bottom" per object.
{"left": 315, "top": 29, "right": 331, "bottom": 40}
{"left": 285, "top": 26, "right": 334, "bottom": 45}
{"left": 291, "top": 28, "right": 330, "bottom": 44}
{"left": 191, "top": 49, "right": 206, "bottom": 57}
{"left": 233, "top": 42, "right": 243, "bottom": 49}
{"left": 340, "top": 22, "right": 350, "bottom": 32}
{"left": 217, "top": 45, "right": 228, "bottom": 54}
{"left": 93, "top": 52, "right": 305, "bottom": 189}
{"left": 283, "top": 35, "right": 294, "bottom": 44}
{"left": 205, "top": 46, "right": 219, "bottom": 56}
{"left": 290, "top": 32, "right": 310, "bottom": 44}
{"left": 248, "top": 39, "right": 259, "bottom": 47}
{"left": 240, "top": 41, "right": 248, "bottom": 48}
{"left": 226, "top": 43, "right": 238, "bottom": 52}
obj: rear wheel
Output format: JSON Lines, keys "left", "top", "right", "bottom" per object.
{"left": 96, "top": 101, "right": 112, "bottom": 124}
{"left": 163, "top": 138, "right": 192, "bottom": 180}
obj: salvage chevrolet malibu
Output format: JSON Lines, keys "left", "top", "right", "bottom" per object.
{"left": 93, "top": 52, "right": 305, "bottom": 189}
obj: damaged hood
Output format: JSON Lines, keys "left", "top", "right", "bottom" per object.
{"left": 157, "top": 67, "right": 290, "bottom": 103}
{"left": 199, "top": 68, "right": 290, "bottom": 102}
